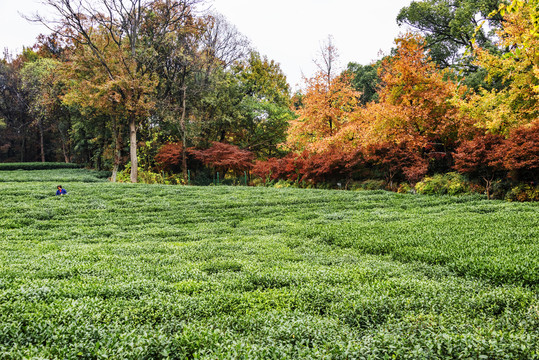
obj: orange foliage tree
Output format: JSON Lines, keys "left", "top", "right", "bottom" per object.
{"left": 286, "top": 41, "right": 361, "bottom": 152}
{"left": 336, "top": 33, "right": 470, "bottom": 152}
{"left": 62, "top": 29, "right": 157, "bottom": 182}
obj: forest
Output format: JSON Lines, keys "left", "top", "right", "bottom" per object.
{"left": 0, "top": 0, "right": 538, "bottom": 200}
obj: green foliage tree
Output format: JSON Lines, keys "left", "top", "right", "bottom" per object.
{"left": 20, "top": 58, "right": 63, "bottom": 163}
{"left": 397, "top": 0, "right": 501, "bottom": 68}
{"left": 346, "top": 62, "right": 380, "bottom": 105}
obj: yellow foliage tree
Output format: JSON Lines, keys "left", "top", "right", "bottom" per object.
{"left": 463, "top": 1, "right": 539, "bottom": 134}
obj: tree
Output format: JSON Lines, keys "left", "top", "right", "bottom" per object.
{"left": 366, "top": 141, "right": 428, "bottom": 189}
{"left": 287, "top": 68, "right": 360, "bottom": 152}
{"left": 231, "top": 51, "right": 293, "bottom": 158}
{"left": 61, "top": 28, "right": 157, "bottom": 181}
{"left": 189, "top": 142, "right": 253, "bottom": 176}
{"left": 346, "top": 62, "right": 380, "bottom": 105}
{"left": 397, "top": 0, "right": 502, "bottom": 68}
{"left": 20, "top": 58, "right": 67, "bottom": 163}
{"left": 143, "top": 2, "right": 207, "bottom": 182}
{"left": 453, "top": 133, "right": 505, "bottom": 199}
{"left": 0, "top": 56, "right": 32, "bottom": 162}
{"left": 502, "top": 122, "right": 539, "bottom": 183}
{"left": 462, "top": 1, "right": 539, "bottom": 135}
{"left": 34, "top": 0, "right": 200, "bottom": 182}
{"left": 338, "top": 34, "right": 471, "bottom": 152}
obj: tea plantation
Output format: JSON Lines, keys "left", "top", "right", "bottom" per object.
{"left": 1, "top": 169, "right": 538, "bottom": 359}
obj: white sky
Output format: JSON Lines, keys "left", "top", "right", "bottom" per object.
{"left": 1, "top": 0, "right": 413, "bottom": 89}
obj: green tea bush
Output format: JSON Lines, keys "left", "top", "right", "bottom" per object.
{"left": 0, "top": 162, "right": 81, "bottom": 170}
{"left": 350, "top": 179, "right": 386, "bottom": 191}
{"left": 415, "top": 172, "right": 471, "bottom": 196}
{"left": 0, "top": 169, "right": 107, "bottom": 182}
{"left": 0, "top": 169, "right": 538, "bottom": 358}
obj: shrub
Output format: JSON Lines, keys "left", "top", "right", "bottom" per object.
{"left": 274, "top": 179, "right": 294, "bottom": 188}
{"left": 155, "top": 142, "right": 184, "bottom": 172}
{"left": 490, "top": 180, "right": 513, "bottom": 200}
{"left": 415, "top": 172, "right": 470, "bottom": 196}
{"left": 117, "top": 165, "right": 182, "bottom": 185}
{"left": 397, "top": 183, "right": 413, "bottom": 194}
{"left": 505, "top": 184, "right": 539, "bottom": 202}
{"left": 502, "top": 122, "right": 539, "bottom": 182}
{"left": 453, "top": 133, "right": 505, "bottom": 199}
{"left": 350, "top": 179, "right": 387, "bottom": 191}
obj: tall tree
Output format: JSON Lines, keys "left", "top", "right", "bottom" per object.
{"left": 287, "top": 41, "right": 360, "bottom": 152}
{"left": 461, "top": 1, "right": 539, "bottom": 135}
{"left": 346, "top": 62, "right": 380, "bottom": 105}
{"left": 20, "top": 58, "right": 61, "bottom": 162}
{"left": 397, "top": 0, "right": 502, "bottom": 68}
{"left": 33, "top": 0, "right": 199, "bottom": 182}
{"left": 61, "top": 29, "right": 157, "bottom": 180}
{"left": 231, "top": 51, "right": 293, "bottom": 158}
{"left": 287, "top": 71, "right": 360, "bottom": 152}
{"left": 338, "top": 34, "right": 471, "bottom": 152}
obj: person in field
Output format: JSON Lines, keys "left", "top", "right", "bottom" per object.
{"left": 56, "top": 185, "right": 67, "bottom": 196}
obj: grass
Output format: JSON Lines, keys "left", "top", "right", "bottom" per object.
{"left": 0, "top": 169, "right": 538, "bottom": 358}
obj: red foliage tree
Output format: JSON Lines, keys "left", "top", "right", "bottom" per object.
{"left": 155, "top": 142, "right": 184, "bottom": 171}
{"left": 300, "top": 147, "right": 366, "bottom": 186}
{"left": 252, "top": 153, "right": 304, "bottom": 183}
{"left": 366, "top": 141, "right": 428, "bottom": 189}
{"left": 188, "top": 142, "right": 254, "bottom": 175}
{"left": 502, "top": 122, "right": 539, "bottom": 182}
{"left": 453, "top": 133, "right": 506, "bottom": 199}
{"left": 253, "top": 148, "right": 367, "bottom": 187}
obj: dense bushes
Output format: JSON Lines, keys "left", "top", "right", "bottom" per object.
{"left": 248, "top": 122, "right": 538, "bottom": 200}
{"left": 146, "top": 122, "right": 537, "bottom": 201}
{"left": 415, "top": 172, "right": 470, "bottom": 196}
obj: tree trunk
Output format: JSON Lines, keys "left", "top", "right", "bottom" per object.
{"left": 129, "top": 118, "right": 138, "bottom": 183}
{"left": 180, "top": 86, "right": 188, "bottom": 183}
{"left": 484, "top": 177, "right": 493, "bottom": 200}
{"left": 38, "top": 119, "right": 45, "bottom": 162}
{"left": 111, "top": 123, "right": 122, "bottom": 183}
{"left": 61, "top": 142, "right": 69, "bottom": 163}
{"left": 58, "top": 129, "right": 69, "bottom": 163}
{"left": 20, "top": 132, "right": 25, "bottom": 162}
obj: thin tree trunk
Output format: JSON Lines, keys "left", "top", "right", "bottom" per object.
{"left": 58, "top": 129, "right": 69, "bottom": 163}
{"left": 61, "top": 142, "right": 69, "bottom": 163}
{"left": 180, "top": 86, "right": 188, "bottom": 183}
{"left": 38, "top": 119, "right": 45, "bottom": 162}
{"left": 20, "top": 133, "right": 25, "bottom": 162}
{"left": 111, "top": 122, "right": 122, "bottom": 182}
{"left": 484, "top": 177, "right": 493, "bottom": 200}
{"left": 129, "top": 118, "right": 138, "bottom": 183}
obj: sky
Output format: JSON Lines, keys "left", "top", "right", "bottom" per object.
{"left": 0, "top": 0, "right": 413, "bottom": 89}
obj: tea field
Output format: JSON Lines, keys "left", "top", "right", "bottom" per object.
{"left": 1, "top": 169, "right": 538, "bottom": 359}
